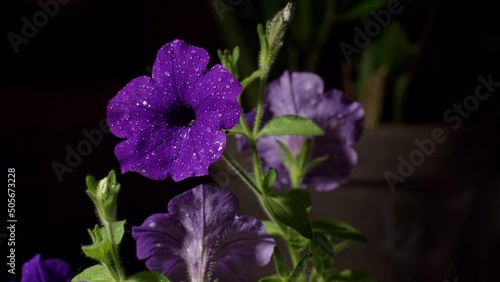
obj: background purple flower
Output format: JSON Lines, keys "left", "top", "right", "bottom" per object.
{"left": 238, "top": 71, "right": 364, "bottom": 191}
{"left": 132, "top": 185, "right": 275, "bottom": 282}
{"left": 107, "top": 39, "right": 242, "bottom": 182}
{"left": 20, "top": 254, "right": 72, "bottom": 282}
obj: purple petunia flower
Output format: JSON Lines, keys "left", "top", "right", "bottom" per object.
{"left": 238, "top": 71, "right": 364, "bottom": 191}
{"left": 132, "top": 185, "right": 275, "bottom": 282}
{"left": 107, "top": 39, "right": 242, "bottom": 182}
{"left": 20, "top": 254, "right": 72, "bottom": 282}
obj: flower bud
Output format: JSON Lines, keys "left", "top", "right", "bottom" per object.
{"left": 266, "top": 2, "right": 295, "bottom": 52}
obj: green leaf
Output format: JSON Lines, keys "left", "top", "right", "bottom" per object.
{"left": 107, "top": 170, "right": 117, "bottom": 186}
{"left": 263, "top": 169, "right": 278, "bottom": 193}
{"left": 276, "top": 141, "right": 294, "bottom": 168}
{"left": 339, "top": 0, "right": 387, "bottom": 22}
{"left": 305, "top": 155, "right": 329, "bottom": 173}
{"left": 288, "top": 228, "right": 309, "bottom": 251}
{"left": 289, "top": 253, "right": 312, "bottom": 282}
{"left": 312, "top": 219, "right": 367, "bottom": 242}
{"left": 82, "top": 240, "right": 111, "bottom": 262}
{"left": 232, "top": 46, "right": 240, "bottom": 66}
{"left": 310, "top": 233, "right": 334, "bottom": 277}
{"left": 288, "top": 189, "right": 311, "bottom": 209}
{"left": 259, "top": 115, "right": 324, "bottom": 137}
{"left": 86, "top": 175, "right": 98, "bottom": 193}
{"left": 272, "top": 246, "right": 290, "bottom": 278}
{"left": 327, "top": 269, "right": 376, "bottom": 281}
{"left": 72, "top": 265, "right": 114, "bottom": 282}
{"left": 82, "top": 225, "right": 110, "bottom": 262}
{"left": 258, "top": 276, "right": 284, "bottom": 282}
{"left": 296, "top": 139, "right": 312, "bottom": 170}
{"left": 264, "top": 193, "right": 313, "bottom": 239}
{"left": 82, "top": 221, "right": 126, "bottom": 262}
{"left": 108, "top": 220, "right": 126, "bottom": 245}
{"left": 372, "top": 22, "right": 411, "bottom": 69}
{"left": 226, "top": 124, "right": 248, "bottom": 137}
{"left": 263, "top": 220, "right": 282, "bottom": 237}
{"left": 126, "top": 271, "right": 170, "bottom": 282}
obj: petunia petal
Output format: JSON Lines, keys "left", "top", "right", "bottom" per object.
{"left": 107, "top": 76, "right": 173, "bottom": 138}
{"left": 21, "top": 254, "right": 72, "bottom": 282}
{"left": 169, "top": 124, "right": 226, "bottom": 181}
{"left": 113, "top": 126, "right": 182, "bottom": 180}
{"left": 153, "top": 39, "right": 210, "bottom": 106}
{"left": 132, "top": 185, "right": 275, "bottom": 282}
{"left": 195, "top": 64, "right": 242, "bottom": 129}
{"left": 267, "top": 71, "right": 324, "bottom": 117}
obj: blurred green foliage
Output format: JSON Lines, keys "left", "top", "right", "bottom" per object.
{"left": 211, "top": 0, "right": 422, "bottom": 126}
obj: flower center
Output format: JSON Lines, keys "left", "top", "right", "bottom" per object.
{"left": 166, "top": 103, "right": 196, "bottom": 127}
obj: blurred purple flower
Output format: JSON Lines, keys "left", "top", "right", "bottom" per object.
{"left": 132, "top": 185, "right": 275, "bottom": 282}
{"left": 107, "top": 39, "right": 242, "bottom": 182}
{"left": 20, "top": 254, "right": 72, "bottom": 282}
{"left": 238, "top": 71, "right": 364, "bottom": 191}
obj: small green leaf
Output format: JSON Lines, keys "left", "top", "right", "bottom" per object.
{"left": 310, "top": 233, "right": 334, "bottom": 277}
{"left": 263, "top": 169, "right": 278, "bottom": 193}
{"left": 263, "top": 220, "right": 282, "bottom": 237}
{"left": 272, "top": 246, "right": 290, "bottom": 278}
{"left": 82, "top": 240, "right": 111, "bottom": 262}
{"left": 72, "top": 265, "right": 114, "bottom": 282}
{"left": 288, "top": 189, "right": 311, "bottom": 209}
{"left": 296, "top": 139, "right": 312, "bottom": 169}
{"left": 264, "top": 193, "right": 312, "bottom": 239}
{"left": 232, "top": 46, "right": 240, "bottom": 65}
{"left": 276, "top": 141, "right": 294, "bottom": 168}
{"left": 289, "top": 253, "right": 312, "bottom": 282}
{"left": 108, "top": 220, "right": 126, "bottom": 245}
{"left": 288, "top": 228, "right": 309, "bottom": 251}
{"left": 82, "top": 225, "right": 110, "bottom": 262}
{"left": 86, "top": 175, "right": 98, "bottom": 193}
{"left": 339, "top": 0, "right": 387, "bottom": 22}
{"left": 305, "top": 155, "right": 329, "bottom": 173}
{"left": 126, "top": 271, "right": 170, "bottom": 282}
{"left": 226, "top": 123, "right": 248, "bottom": 136}
{"left": 107, "top": 170, "right": 117, "bottom": 186}
{"left": 327, "top": 269, "right": 376, "bottom": 281}
{"left": 258, "top": 276, "right": 284, "bottom": 282}
{"left": 259, "top": 115, "right": 324, "bottom": 137}
{"left": 312, "top": 219, "right": 367, "bottom": 242}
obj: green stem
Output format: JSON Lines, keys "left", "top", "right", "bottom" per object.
{"left": 103, "top": 220, "right": 125, "bottom": 281}
{"left": 224, "top": 149, "right": 301, "bottom": 267}
{"left": 250, "top": 142, "right": 264, "bottom": 192}
{"left": 222, "top": 153, "right": 260, "bottom": 195}
{"left": 101, "top": 260, "right": 119, "bottom": 282}
{"left": 252, "top": 76, "right": 267, "bottom": 136}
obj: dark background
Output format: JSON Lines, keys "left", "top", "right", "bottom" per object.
{"left": 2, "top": 0, "right": 500, "bottom": 281}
